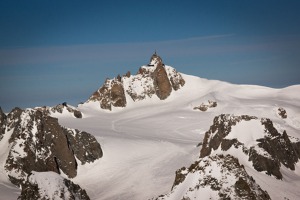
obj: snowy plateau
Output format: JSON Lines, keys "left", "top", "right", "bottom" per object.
{"left": 0, "top": 54, "right": 300, "bottom": 200}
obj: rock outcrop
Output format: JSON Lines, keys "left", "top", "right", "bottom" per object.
{"left": 277, "top": 107, "right": 287, "bottom": 119}
{"left": 65, "top": 128, "right": 103, "bottom": 165}
{"left": 193, "top": 100, "right": 217, "bottom": 111}
{"left": 1, "top": 107, "right": 102, "bottom": 187}
{"left": 36, "top": 103, "right": 83, "bottom": 118}
{"left": 89, "top": 78, "right": 127, "bottom": 110}
{"left": 155, "top": 155, "right": 270, "bottom": 200}
{"left": 200, "top": 114, "right": 300, "bottom": 179}
{"left": 87, "top": 53, "right": 185, "bottom": 110}
{"left": 19, "top": 171, "right": 90, "bottom": 200}
{"left": 153, "top": 64, "right": 172, "bottom": 100}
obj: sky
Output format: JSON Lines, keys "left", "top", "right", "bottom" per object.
{"left": 0, "top": 0, "right": 300, "bottom": 112}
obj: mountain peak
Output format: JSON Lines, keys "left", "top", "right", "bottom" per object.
{"left": 87, "top": 54, "right": 185, "bottom": 110}
{"left": 149, "top": 51, "right": 163, "bottom": 67}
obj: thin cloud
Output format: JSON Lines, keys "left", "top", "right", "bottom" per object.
{"left": 0, "top": 34, "right": 298, "bottom": 68}
{"left": 0, "top": 34, "right": 235, "bottom": 66}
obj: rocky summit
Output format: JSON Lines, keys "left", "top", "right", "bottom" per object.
{"left": 87, "top": 52, "right": 185, "bottom": 110}
{"left": 0, "top": 107, "right": 103, "bottom": 188}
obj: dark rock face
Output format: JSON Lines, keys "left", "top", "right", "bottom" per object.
{"left": 200, "top": 114, "right": 257, "bottom": 158}
{"left": 153, "top": 64, "right": 172, "bottom": 100}
{"left": 64, "top": 129, "right": 103, "bottom": 165}
{"left": 200, "top": 114, "right": 300, "bottom": 179}
{"left": 2, "top": 108, "right": 102, "bottom": 187}
{"left": 87, "top": 53, "right": 185, "bottom": 110}
{"left": 89, "top": 78, "right": 127, "bottom": 111}
{"left": 156, "top": 155, "right": 270, "bottom": 200}
{"left": 110, "top": 80, "right": 127, "bottom": 108}
{"left": 19, "top": 171, "right": 90, "bottom": 200}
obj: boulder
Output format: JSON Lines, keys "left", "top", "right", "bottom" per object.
{"left": 278, "top": 107, "right": 287, "bottom": 119}
{"left": 194, "top": 100, "right": 217, "bottom": 111}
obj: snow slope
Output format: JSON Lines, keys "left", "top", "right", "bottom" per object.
{"left": 56, "top": 73, "right": 300, "bottom": 200}
{"left": 1, "top": 71, "right": 299, "bottom": 199}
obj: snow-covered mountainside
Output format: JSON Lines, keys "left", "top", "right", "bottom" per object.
{"left": 0, "top": 53, "right": 299, "bottom": 199}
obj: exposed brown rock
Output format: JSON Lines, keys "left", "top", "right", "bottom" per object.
{"left": 110, "top": 80, "right": 127, "bottom": 108}
{"left": 88, "top": 78, "right": 126, "bottom": 110}
{"left": 125, "top": 71, "right": 131, "bottom": 78}
{"left": 3, "top": 108, "right": 102, "bottom": 187}
{"left": 65, "top": 129, "right": 103, "bottom": 165}
{"left": 153, "top": 65, "right": 172, "bottom": 100}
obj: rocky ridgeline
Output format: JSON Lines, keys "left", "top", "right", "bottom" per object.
{"left": 154, "top": 114, "right": 300, "bottom": 199}
{"left": 0, "top": 107, "right": 102, "bottom": 197}
{"left": 155, "top": 154, "right": 270, "bottom": 200}
{"left": 200, "top": 114, "right": 300, "bottom": 179}
{"left": 36, "top": 103, "right": 83, "bottom": 118}
{"left": 87, "top": 53, "right": 185, "bottom": 110}
{"left": 19, "top": 171, "right": 90, "bottom": 200}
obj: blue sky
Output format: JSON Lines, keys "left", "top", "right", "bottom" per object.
{"left": 1, "top": 0, "right": 300, "bottom": 112}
